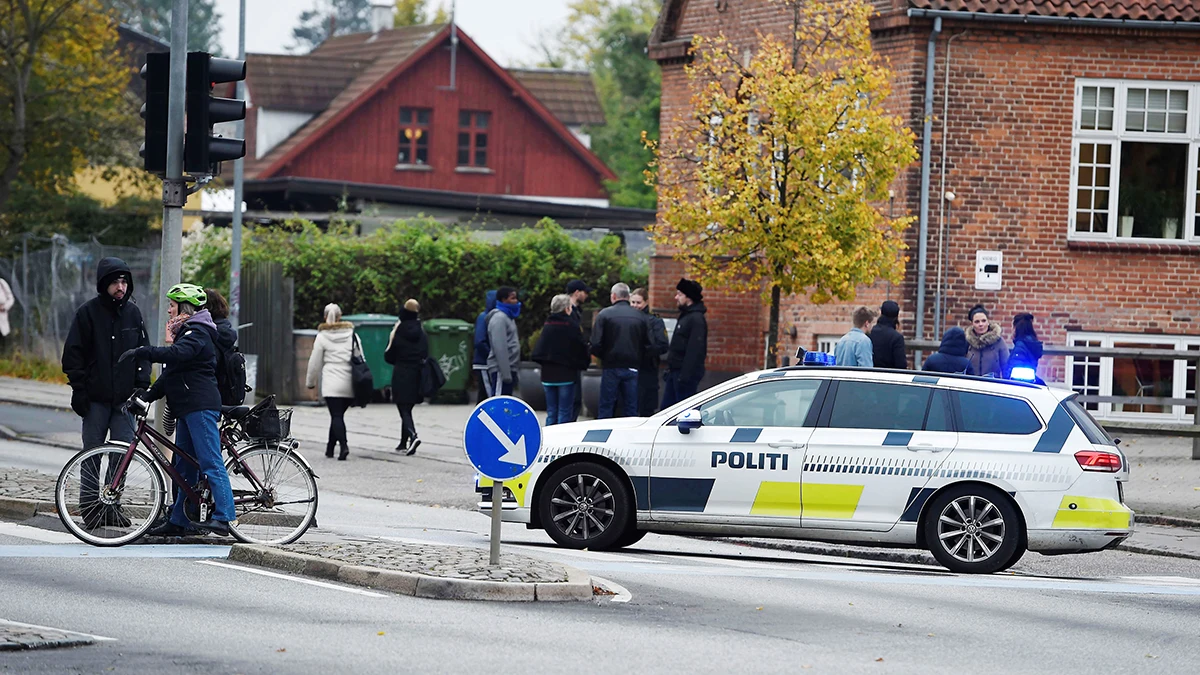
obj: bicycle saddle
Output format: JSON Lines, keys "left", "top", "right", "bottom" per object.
{"left": 221, "top": 405, "right": 251, "bottom": 420}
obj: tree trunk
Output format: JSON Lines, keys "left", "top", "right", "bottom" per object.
{"left": 0, "top": 52, "right": 31, "bottom": 216}
{"left": 766, "top": 283, "right": 781, "bottom": 368}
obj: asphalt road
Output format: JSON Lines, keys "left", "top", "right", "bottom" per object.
{"left": 0, "top": 403, "right": 77, "bottom": 436}
{"left": 3, "top": 433, "right": 1200, "bottom": 673}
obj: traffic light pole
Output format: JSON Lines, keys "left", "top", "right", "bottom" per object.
{"left": 159, "top": 0, "right": 188, "bottom": 340}
{"left": 230, "top": 0, "right": 245, "bottom": 335}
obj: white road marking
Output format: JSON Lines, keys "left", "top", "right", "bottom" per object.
{"left": 0, "top": 544, "right": 228, "bottom": 558}
{"left": 589, "top": 575, "right": 632, "bottom": 603}
{"left": 0, "top": 618, "right": 117, "bottom": 642}
{"left": 196, "top": 560, "right": 388, "bottom": 597}
{"left": 0, "top": 522, "right": 82, "bottom": 544}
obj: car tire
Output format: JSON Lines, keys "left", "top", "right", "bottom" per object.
{"left": 538, "top": 462, "right": 630, "bottom": 550}
{"left": 598, "top": 524, "right": 647, "bottom": 551}
{"left": 922, "top": 484, "right": 1022, "bottom": 574}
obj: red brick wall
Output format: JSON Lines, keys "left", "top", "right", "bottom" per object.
{"left": 652, "top": 4, "right": 1200, "bottom": 381}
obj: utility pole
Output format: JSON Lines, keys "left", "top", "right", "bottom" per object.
{"left": 158, "top": 0, "right": 188, "bottom": 343}
{"left": 230, "top": 0, "right": 246, "bottom": 334}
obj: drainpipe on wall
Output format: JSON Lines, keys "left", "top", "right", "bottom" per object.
{"left": 915, "top": 16, "right": 942, "bottom": 353}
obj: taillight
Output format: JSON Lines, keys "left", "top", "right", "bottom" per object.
{"left": 1075, "top": 450, "right": 1121, "bottom": 472}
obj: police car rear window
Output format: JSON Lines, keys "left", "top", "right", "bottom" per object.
{"left": 955, "top": 391, "right": 1041, "bottom": 435}
{"left": 1063, "top": 398, "right": 1115, "bottom": 446}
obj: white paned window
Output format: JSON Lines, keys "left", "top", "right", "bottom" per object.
{"left": 1066, "top": 332, "right": 1200, "bottom": 422}
{"left": 1070, "top": 80, "right": 1200, "bottom": 244}
{"left": 816, "top": 335, "right": 840, "bottom": 354}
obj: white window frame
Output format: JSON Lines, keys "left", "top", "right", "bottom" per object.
{"left": 816, "top": 334, "right": 840, "bottom": 354}
{"left": 1065, "top": 331, "right": 1200, "bottom": 423}
{"left": 1069, "top": 79, "right": 1200, "bottom": 245}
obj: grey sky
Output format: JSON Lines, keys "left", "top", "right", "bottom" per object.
{"left": 213, "top": 0, "right": 572, "bottom": 66}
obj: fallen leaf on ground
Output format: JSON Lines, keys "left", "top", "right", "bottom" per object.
{"left": 875, "top": 658, "right": 884, "bottom": 662}
{"left": 928, "top": 633, "right": 935, "bottom": 637}
{"left": 416, "top": 479, "right": 424, "bottom": 483}
{"left": 378, "top": 632, "right": 386, "bottom": 636}
{"left": 756, "top": 606, "right": 764, "bottom": 611}
{"left": 1146, "top": 655, "right": 1159, "bottom": 659}
{"left": 277, "top": 648, "right": 286, "bottom": 653}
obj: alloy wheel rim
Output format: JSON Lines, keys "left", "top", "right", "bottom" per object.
{"left": 937, "top": 495, "right": 1005, "bottom": 563}
{"left": 549, "top": 473, "right": 616, "bottom": 541}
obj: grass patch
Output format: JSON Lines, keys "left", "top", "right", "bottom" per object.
{"left": 0, "top": 353, "right": 68, "bottom": 384}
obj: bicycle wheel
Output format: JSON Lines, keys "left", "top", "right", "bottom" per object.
{"left": 56, "top": 444, "right": 165, "bottom": 546}
{"left": 226, "top": 446, "right": 318, "bottom": 545}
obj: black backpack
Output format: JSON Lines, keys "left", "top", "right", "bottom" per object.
{"left": 217, "top": 343, "right": 249, "bottom": 406}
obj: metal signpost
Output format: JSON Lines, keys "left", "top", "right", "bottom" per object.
{"left": 463, "top": 396, "right": 542, "bottom": 565}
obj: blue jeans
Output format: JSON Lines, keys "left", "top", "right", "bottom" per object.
{"left": 598, "top": 368, "right": 638, "bottom": 419}
{"left": 543, "top": 383, "right": 575, "bottom": 426}
{"left": 169, "top": 409, "right": 236, "bottom": 526}
{"left": 661, "top": 369, "right": 703, "bottom": 410}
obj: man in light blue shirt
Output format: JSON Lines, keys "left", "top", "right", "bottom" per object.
{"left": 833, "top": 306, "right": 879, "bottom": 367}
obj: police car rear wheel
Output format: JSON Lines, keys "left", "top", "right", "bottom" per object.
{"left": 923, "top": 485, "right": 1021, "bottom": 574}
{"left": 539, "top": 462, "right": 630, "bottom": 550}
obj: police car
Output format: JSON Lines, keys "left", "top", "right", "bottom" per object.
{"left": 477, "top": 366, "right": 1132, "bottom": 574}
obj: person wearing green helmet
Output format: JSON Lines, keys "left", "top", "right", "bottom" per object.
{"left": 119, "top": 282, "right": 236, "bottom": 537}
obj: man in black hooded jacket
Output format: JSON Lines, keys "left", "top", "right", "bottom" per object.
{"left": 61, "top": 258, "right": 150, "bottom": 530}
{"left": 62, "top": 257, "right": 151, "bottom": 450}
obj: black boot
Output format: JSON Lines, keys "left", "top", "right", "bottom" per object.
{"left": 326, "top": 441, "right": 335, "bottom": 458}
{"left": 338, "top": 444, "right": 349, "bottom": 461}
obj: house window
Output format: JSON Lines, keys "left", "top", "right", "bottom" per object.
{"left": 457, "top": 111, "right": 490, "bottom": 167}
{"left": 1070, "top": 80, "right": 1200, "bottom": 243}
{"left": 1066, "top": 332, "right": 1200, "bottom": 422}
{"left": 398, "top": 107, "right": 431, "bottom": 165}
{"left": 816, "top": 335, "right": 840, "bottom": 354}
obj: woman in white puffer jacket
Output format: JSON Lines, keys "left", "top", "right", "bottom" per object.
{"left": 305, "top": 303, "right": 356, "bottom": 460}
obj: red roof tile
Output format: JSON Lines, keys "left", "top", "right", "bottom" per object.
{"left": 908, "top": 1, "right": 1200, "bottom": 22}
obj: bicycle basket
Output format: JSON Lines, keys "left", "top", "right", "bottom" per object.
{"left": 243, "top": 398, "right": 292, "bottom": 440}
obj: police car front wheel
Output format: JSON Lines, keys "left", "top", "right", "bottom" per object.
{"left": 539, "top": 462, "right": 631, "bottom": 550}
{"left": 922, "top": 484, "right": 1022, "bottom": 574}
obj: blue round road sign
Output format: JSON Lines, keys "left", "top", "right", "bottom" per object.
{"left": 463, "top": 396, "right": 542, "bottom": 481}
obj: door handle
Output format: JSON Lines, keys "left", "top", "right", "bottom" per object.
{"left": 768, "top": 441, "right": 805, "bottom": 449}
{"left": 907, "top": 444, "right": 949, "bottom": 453}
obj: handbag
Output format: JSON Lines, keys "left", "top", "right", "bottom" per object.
{"left": 350, "top": 334, "right": 374, "bottom": 407}
{"left": 420, "top": 356, "right": 447, "bottom": 399}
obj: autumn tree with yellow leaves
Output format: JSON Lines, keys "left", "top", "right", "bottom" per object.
{"left": 0, "top": 0, "right": 136, "bottom": 226}
{"left": 648, "top": 0, "right": 917, "bottom": 366}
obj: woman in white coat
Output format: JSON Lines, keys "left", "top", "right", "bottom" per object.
{"left": 305, "top": 303, "right": 355, "bottom": 460}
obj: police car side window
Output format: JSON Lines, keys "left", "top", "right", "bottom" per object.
{"left": 924, "top": 389, "right": 953, "bottom": 432}
{"left": 828, "top": 381, "right": 932, "bottom": 431}
{"left": 955, "top": 391, "right": 1042, "bottom": 435}
{"left": 699, "top": 379, "right": 822, "bottom": 427}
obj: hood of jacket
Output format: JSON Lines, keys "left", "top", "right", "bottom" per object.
{"left": 184, "top": 309, "right": 218, "bottom": 332}
{"left": 319, "top": 321, "right": 355, "bottom": 332}
{"left": 966, "top": 321, "right": 1003, "bottom": 349}
{"left": 485, "top": 290, "right": 497, "bottom": 312}
{"left": 876, "top": 315, "right": 899, "bottom": 330}
{"left": 95, "top": 257, "right": 133, "bottom": 308}
{"left": 544, "top": 311, "right": 572, "bottom": 326}
{"left": 213, "top": 317, "right": 237, "bottom": 351}
{"left": 318, "top": 321, "right": 355, "bottom": 345}
{"left": 682, "top": 301, "right": 707, "bottom": 317}
{"left": 939, "top": 327, "right": 969, "bottom": 357}
{"left": 1013, "top": 336, "right": 1044, "bottom": 360}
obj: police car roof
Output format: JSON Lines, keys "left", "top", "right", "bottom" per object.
{"left": 765, "top": 366, "right": 1045, "bottom": 390}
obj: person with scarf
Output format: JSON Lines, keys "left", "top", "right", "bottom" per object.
{"left": 486, "top": 286, "right": 522, "bottom": 397}
{"left": 966, "top": 304, "right": 1010, "bottom": 378}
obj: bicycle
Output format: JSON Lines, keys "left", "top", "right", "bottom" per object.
{"left": 54, "top": 394, "right": 318, "bottom": 547}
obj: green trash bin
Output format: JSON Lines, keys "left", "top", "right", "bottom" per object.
{"left": 343, "top": 313, "right": 399, "bottom": 394}
{"left": 422, "top": 318, "right": 473, "bottom": 403}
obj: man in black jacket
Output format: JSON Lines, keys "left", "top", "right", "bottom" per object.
{"left": 61, "top": 258, "right": 150, "bottom": 530}
{"left": 631, "top": 287, "right": 669, "bottom": 416}
{"left": 661, "top": 278, "right": 708, "bottom": 409}
{"left": 564, "top": 279, "right": 592, "bottom": 421}
{"left": 870, "top": 300, "right": 907, "bottom": 369}
{"left": 62, "top": 257, "right": 151, "bottom": 451}
{"left": 590, "top": 283, "right": 650, "bottom": 418}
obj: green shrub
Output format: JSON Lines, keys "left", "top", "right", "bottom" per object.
{"left": 185, "top": 218, "right": 647, "bottom": 356}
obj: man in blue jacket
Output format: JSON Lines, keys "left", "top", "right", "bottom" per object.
{"left": 472, "top": 290, "right": 497, "bottom": 403}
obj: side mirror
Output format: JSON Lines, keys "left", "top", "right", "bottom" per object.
{"left": 677, "top": 409, "right": 703, "bottom": 434}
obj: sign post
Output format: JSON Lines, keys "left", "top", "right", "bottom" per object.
{"left": 463, "top": 396, "right": 542, "bottom": 565}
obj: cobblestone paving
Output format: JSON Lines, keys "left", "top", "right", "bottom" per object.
{"left": 0, "top": 469, "right": 56, "bottom": 501}
{"left": 283, "top": 540, "right": 569, "bottom": 583}
{"left": 0, "top": 621, "right": 94, "bottom": 651}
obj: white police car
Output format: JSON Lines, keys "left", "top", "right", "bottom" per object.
{"left": 477, "top": 367, "right": 1132, "bottom": 574}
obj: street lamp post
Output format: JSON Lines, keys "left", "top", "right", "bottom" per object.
{"left": 934, "top": 190, "right": 955, "bottom": 340}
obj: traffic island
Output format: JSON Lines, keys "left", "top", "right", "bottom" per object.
{"left": 227, "top": 540, "right": 594, "bottom": 602}
{"left": 0, "top": 620, "right": 96, "bottom": 651}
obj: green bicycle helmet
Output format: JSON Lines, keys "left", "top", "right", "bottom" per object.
{"left": 167, "top": 283, "right": 207, "bottom": 307}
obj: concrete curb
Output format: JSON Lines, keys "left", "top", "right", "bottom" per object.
{"left": 227, "top": 544, "right": 593, "bottom": 602}
{"left": 0, "top": 496, "right": 56, "bottom": 522}
{"left": 1135, "top": 514, "right": 1200, "bottom": 530}
{"left": 708, "top": 536, "right": 939, "bottom": 567}
{"left": 1116, "top": 543, "right": 1200, "bottom": 562}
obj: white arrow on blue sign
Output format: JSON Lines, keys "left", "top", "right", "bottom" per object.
{"left": 463, "top": 396, "right": 542, "bottom": 481}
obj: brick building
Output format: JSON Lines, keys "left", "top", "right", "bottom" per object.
{"left": 648, "top": 0, "right": 1200, "bottom": 423}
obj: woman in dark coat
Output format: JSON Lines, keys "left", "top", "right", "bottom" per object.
{"left": 532, "top": 294, "right": 590, "bottom": 425}
{"left": 923, "top": 327, "right": 973, "bottom": 375}
{"left": 384, "top": 299, "right": 428, "bottom": 455}
{"left": 1007, "top": 312, "right": 1045, "bottom": 383}
{"left": 966, "top": 304, "right": 1010, "bottom": 378}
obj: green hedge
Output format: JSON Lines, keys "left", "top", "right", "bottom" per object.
{"left": 184, "top": 218, "right": 647, "bottom": 354}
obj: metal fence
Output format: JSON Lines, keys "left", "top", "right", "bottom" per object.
{"left": 1, "top": 236, "right": 162, "bottom": 360}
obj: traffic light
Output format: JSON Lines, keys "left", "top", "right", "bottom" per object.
{"left": 139, "top": 52, "right": 170, "bottom": 174}
{"left": 184, "top": 52, "right": 247, "bottom": 175}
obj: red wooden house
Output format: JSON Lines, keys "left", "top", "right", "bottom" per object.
{"left": 238, "top": 23, "right": 617, "bottom": 206}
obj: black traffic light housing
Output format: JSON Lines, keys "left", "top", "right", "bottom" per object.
{"left": 184, "top": 52, "right": 247, "bottom": 175}
{"left": 139, "top": 52, "right": 170, "bottom": 174}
